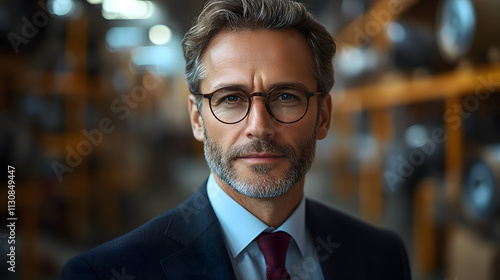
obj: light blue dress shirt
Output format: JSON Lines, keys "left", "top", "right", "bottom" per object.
{"left": 207, "top": 174, "right": 324, "bottom": 280}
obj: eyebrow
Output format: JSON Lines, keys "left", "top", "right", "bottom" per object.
{"left": 210, "top": 83, "right": 247, "bottom": 92}
{"left": 268, "top": 82, "right": 310, "bottom": 91}
{"left": 210, "top": 81, "right": 312, "bottom": 93}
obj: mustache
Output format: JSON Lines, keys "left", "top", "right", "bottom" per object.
{"left": 226, "top": 139, "right": 295, "bottom": 161}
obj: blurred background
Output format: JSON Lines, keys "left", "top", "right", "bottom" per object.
{"left": 0, "top": 0, "right": 499, "bottom": 279}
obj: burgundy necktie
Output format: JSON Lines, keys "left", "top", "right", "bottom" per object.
{"left": 255, "top": 231, "right": 291, "bottom": 280}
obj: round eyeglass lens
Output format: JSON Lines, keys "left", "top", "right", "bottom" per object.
{"left": 268, "top": 87, "right": 309, "bottom": 123}
{"left": 210, "top": 88, "right": 250, "bottom": 123}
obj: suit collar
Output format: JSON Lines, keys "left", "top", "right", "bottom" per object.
{"left": 161, "top": 180, "right": 236, "bottom": 279}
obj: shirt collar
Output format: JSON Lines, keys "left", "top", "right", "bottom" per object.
{"left": 206, "top": 174, "right": 307, "bottom": 258}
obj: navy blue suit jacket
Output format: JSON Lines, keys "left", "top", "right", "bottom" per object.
{"left": 62, "top": 181, "right": 411, "bottom": 279}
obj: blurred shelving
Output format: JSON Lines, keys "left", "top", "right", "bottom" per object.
{"left": 329, "top": 0, "right": 500, "bottom": 279}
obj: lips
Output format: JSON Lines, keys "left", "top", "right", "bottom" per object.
{"left": 239, "top": 153, "right": 284, "bottom": 164}
{"left": 241, "top": 153, "right": 282, "bottom": 158}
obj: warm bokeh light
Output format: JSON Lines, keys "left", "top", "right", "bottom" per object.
{"left": 102, "top": 0, "right": 154, "bottom": 20}
{"left": 148, "top": 24, "right": 172, "bottom": 45}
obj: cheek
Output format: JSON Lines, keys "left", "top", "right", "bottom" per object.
{"left": 270, "top": 127, "right": 314, "bottom": 158}
{"left": 203, "top": 119, "right": 242, "bottom": 151}
{"left": 287, "top": 117, "right": 318, "bottom": 141}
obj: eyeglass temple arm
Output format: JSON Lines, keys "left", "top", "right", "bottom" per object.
{"left": 191, "top": 92, "right": 212, "bottom": 99}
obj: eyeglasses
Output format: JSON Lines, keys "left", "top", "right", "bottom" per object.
{"left": 192, "top": 86, "right": 322, "bottom": 124}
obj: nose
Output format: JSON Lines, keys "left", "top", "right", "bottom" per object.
{"left": 244, "top": 97, "right": 275, "bottom": 140}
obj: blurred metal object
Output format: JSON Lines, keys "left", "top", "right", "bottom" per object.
{"left": 462, "top": 145, "right": 500, "bottom": 223}
{"left": 436, "top": 0, "right": 500, "bottom": 63}
{"left": 392, "top": 19, "right": 439, "bottom": 71}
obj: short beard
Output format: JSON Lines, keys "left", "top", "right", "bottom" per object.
{"left": 203, "top": 130, "right": 317, "bottom": 198}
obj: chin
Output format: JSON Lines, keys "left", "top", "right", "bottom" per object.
{"left": 227, "top": 175, "right": 295, "bottom": 198}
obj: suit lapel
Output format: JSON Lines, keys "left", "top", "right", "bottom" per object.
{"left": 306, "top": 199, "right": 356, "bottom": 280}
{"left": 161, "top": 182, "right": 236, "bottom": 280}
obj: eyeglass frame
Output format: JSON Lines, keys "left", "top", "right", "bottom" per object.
{"left": 191, "top": 85, "right": 323, "bottom": 124}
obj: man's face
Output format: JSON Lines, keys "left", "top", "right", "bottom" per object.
{"left": 189, "top": 29, "right": 332, "bottom": 198}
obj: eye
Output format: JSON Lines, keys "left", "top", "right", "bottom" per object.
{"left": 269, "top": 88, "right": 307, "bottom": 108}
{"left": 225, "top": 95, "right": 242, "bottom": 102}
{"left": 212, "top": 89, "right": 248, "bottom": 107}
{"left": 277, "top": 93, "right": 297, "bottom": 101}
{"left": 271, "top": 88, "right": 304, "bottom": 103}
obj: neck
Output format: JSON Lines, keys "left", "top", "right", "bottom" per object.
{"left": 212, "top": 173, "right": 304, "bottom": 228}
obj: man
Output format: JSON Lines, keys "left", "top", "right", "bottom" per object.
{"left": 62, "top": 0, "right": 411, "bottom": 279}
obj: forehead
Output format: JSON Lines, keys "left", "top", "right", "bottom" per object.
{"left": 200, "top": 29, "right": 315, "bottom": 91}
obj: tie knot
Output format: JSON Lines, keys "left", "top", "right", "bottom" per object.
{"left": 255, "top": 231, "right": 291, "bottom": 268}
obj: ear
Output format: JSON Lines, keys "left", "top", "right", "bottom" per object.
{"left": 316, "top": 94, "right": 332, "bottom": 140}
{"left": 188, "top": 95, "right": 204, "bottom": 142}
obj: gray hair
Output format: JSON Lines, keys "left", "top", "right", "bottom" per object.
{"left": 182, "top": 0, "right": 336, "bottom": 110}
